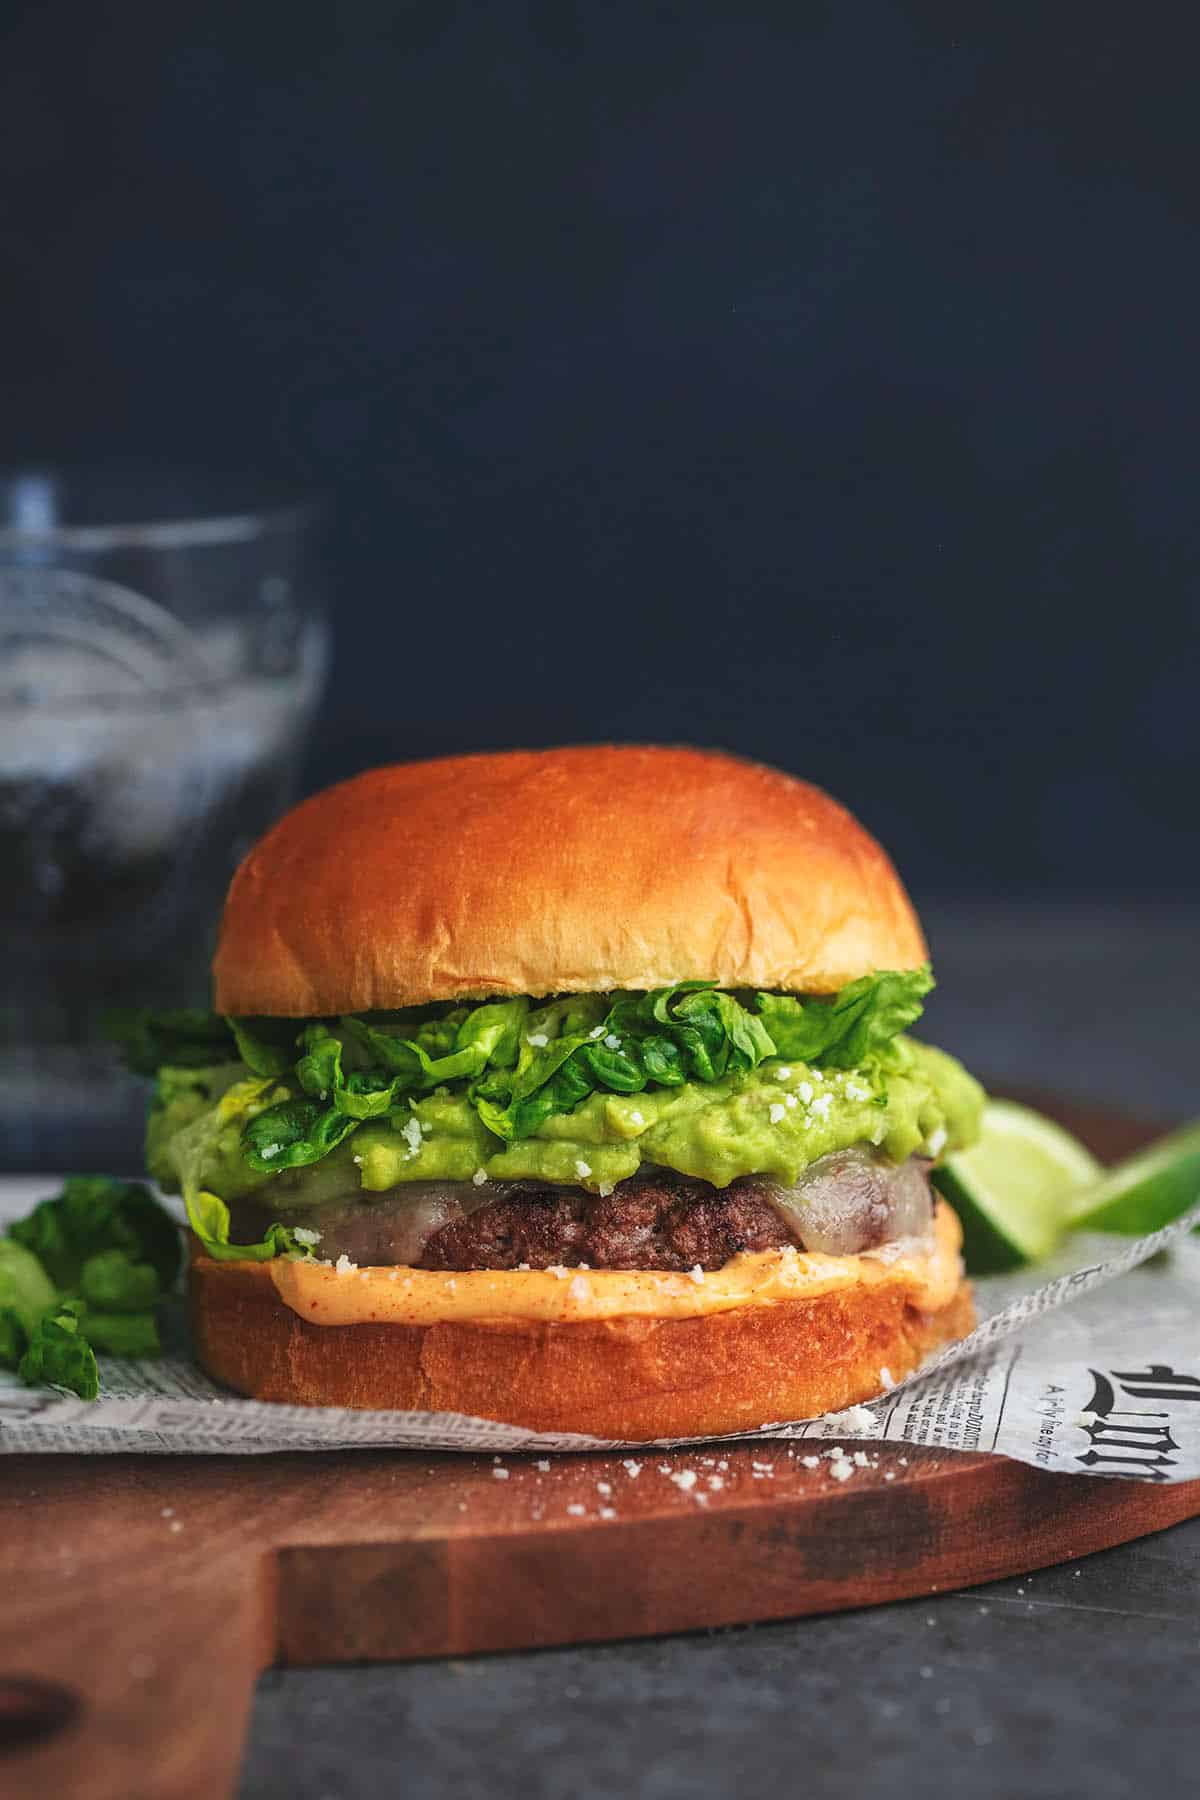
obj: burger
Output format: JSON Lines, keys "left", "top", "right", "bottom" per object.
{"left": 142, "top": 745, "right": 983, "bottom": 1440}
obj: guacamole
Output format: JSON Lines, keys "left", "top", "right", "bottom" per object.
{"left": 151, "top": 1035, "right": 982, "bottom": 1207}
{"left": 134, "top": 970, "right": 984, "bottom": 1255}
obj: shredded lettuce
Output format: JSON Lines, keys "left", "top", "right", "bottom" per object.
{"left": 1, "top": 1178, "right": 180, "bottom": 1399}
{"left": 128, "top": 965, "right": 935, "bottom": 1190}
{"left": 9, "top": 1174, "right": 181, "bottom": 1292}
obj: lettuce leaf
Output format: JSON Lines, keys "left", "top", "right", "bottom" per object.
{"left": 227, "top": 1018, "right": 296, "bottom": 1078}
{"left": 0, "top": 1239, "right": 58, "bottom": 1365}
{"left": 17, "top": 1301, "right": 99, "bottom": 1401}
{"left": 107, "top": 1008, "right": 238, "bottom": 1077}
{"left": 475, "top": 983, "right": 781, "bottom": 1141}
{"left": 136, "top": 969, "right": 935, "bottom": 1174}
{"left": 78, "top": 1248, "right": 162, "bottom": 1313}
{"left": 1, "top": 1179, "right": 181, "bottom": 1398}
{"left": 183, "top": 1186, "right": 309, "bottom": 1263}
{"left": 82, "top": 1311, "right": 161, "bottom": 1358}
{"left": 240, "top": 1000, "right": 531, "bottom": 1171}
{"left": 755, "top": 966, "right": 934, "bottom": 1068}
{"left": 8, "top": 1176, "right": 181, "bottom": 1291}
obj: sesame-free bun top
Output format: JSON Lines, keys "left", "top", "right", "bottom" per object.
{"left": 213, "top": 745, "right": 927, "bottom": 1016}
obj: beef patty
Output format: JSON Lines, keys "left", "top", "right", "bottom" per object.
{"left": 227, "top": 1147, "right": 936, "bottom": 1272}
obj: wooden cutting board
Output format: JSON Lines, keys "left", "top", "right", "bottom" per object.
{"left": 1, "top": 1092, "right": 1197, "bottom": 1800}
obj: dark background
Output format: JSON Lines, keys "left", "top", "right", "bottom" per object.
{"left": 3, "top": 1, "right": 1196, "bottom": 906}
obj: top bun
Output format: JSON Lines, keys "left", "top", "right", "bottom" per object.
{"left": 213, "top": 746, "right": 927, "bottom": 1016}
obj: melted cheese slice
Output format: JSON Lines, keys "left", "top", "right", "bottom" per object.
{"left": 267, "top": 1199, "right": 963, "bottom": 1327}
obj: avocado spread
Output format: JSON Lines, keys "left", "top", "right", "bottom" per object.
{"left": 134, "top": 971, "right": 984, "bottom": 1254}
{"left": 150, "top": 1036, "right": 982, "bottom": 1206}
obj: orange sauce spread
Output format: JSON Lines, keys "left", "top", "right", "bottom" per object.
{"left": 266, "top": 1200, "right": 962, "bottom": 1327}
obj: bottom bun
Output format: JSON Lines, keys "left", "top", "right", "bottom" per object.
{"left": 188, "top": 1206, "right": 975, "bottom": 1440}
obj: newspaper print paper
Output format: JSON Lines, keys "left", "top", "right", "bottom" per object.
{"left": 2, "top": 1176, "right": 1198, "bottom": 1481}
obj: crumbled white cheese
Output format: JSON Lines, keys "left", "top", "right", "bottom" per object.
{"left": 798, "top": 1081, "right": 814, "bottom": 1103}
{"left": 811, "top": 1093, "right": 833, "bottom": 1118}
{"left": 334, "top": 1254, "right": 357, "bottom": 1276}
{"left": 596, "top": 1481, "right": 612, "bottom": 1497}
{"left": 421, "top": 1121, "right": 433, "bottom": 1134}
{"left": 927, "top": 1124, "right": 948, "bottom": 1156}
{"left": 400, "top": 1116, "right": 423, "bottom": 1157}
{"left": 574, "top": 1159, "right": 592, "bottom": 1179}
{"left": 492, "top": 1466, "right": 509, "bottom": 1480}
{"left": 629, "top": 1110, "right": 645, "bottom": 1127}
{"left": 845, "top": 1082, "right": 871, "bottom": 1102}
{"left": 828, "top": 1460, "right": 855, "bottom": 1483}
{"left": 547, "top": 1264, "right": 570, "bottom": 1280}
{"left": 352, "top": 1154, "right": 363, "bottom": 1166}
{"left": 670, "top": 1470, "right": 698, "bottom": 1492}
{"left": 604, "top": 1033, "right": 621, "bottom": 1050}
{"left": 774, "top": 1066, "right": 792, "bottom": 1081}
{"left": 884, "top": 1470, "right": 896, "bottom": 1482}
{"left": 852, "top": 1451, "right": 872, "bottom": 1468}
{"left": 784, "top": 1092, "right": 798, "bottom": 1109}
{"left": 622, "top": 1459, "right": 642, "bottom": 1478}
{"left": 708, "top": 1475, "right": 725, "bottom": 1491}
{"left": 517, "top": 1261, "right": 531, "bottom": 1271}
{"left": 527, "top": 1032, "right": 550, "bottom": 1047}
{"left": 568, "top": 1276, "right": 590, "bottom": 1301}
{"left": 599, "top": 1507, "right": 617, "bottom": 1520}
{"left": 879, "top": 1366, "right": 895, "bottom": 1389}
{"left": 472, "top": 1167, "right": 489, "bottom": 1186}
{"left": 536, "top": 1459, "right": 551, "bottom": 1472}
{"left": 598, "top": 1182, "right": 615, "bottom": 1197}
{"left": 567, "top": 1503, "right": 586, "bottom": 1516}
{"left": 829, "top": 1403, "right": 878, "bottom": 1434}
{"left": 259, "top": 1143, "right": 281, "bottom": 1159}
{"left": 688, "top": 1264, "right": 706, "bottom": 1286}
{"left": 801, "top": 1455, "right": 821, "bottom": 1469}
{"left": 769, "top": 1102, "right": 787, "bottom": 1124}
{"left": 292, "top": 1226, "right": 322, "bottom": 1246}
{"left": 589, "top": 1026, "right": 606, "bottom": 1040}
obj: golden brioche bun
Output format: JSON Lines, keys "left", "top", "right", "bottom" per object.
{"left": 188, "top": 1204, "right": 972, "bottom": 1437}
{"left": 213, "top": 745, "right": 926, "bottom": 1016}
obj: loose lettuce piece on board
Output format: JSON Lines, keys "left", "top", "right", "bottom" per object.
{"left": 8, "top": 1176, "right": 181, "bottom": 1291}
{"left": 17, "top": 1301, "right": 100, "bottom": 1401}
{"left": 0, "top": 1239, "right": 59, "bottom": 1367}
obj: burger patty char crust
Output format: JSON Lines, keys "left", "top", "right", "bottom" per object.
{"left": 419, "top": 1177, "right": 793, "bottom": 1272}
{"left": 228, "top": 1150, "right": 936, "bottom": 1272}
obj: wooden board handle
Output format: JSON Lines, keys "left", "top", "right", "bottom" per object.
{"left": 0, "top": 1537, "right": 270, "bottom": 1800}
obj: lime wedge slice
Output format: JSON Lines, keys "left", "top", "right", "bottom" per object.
{"left": 1064, "top": 1120, "right": 1200, "bottom": 1235}
{"left": 931, "top": 1099, "right": 1103, "bottom": 1273}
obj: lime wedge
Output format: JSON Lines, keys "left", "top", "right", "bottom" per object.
{"left": 1064, "top": 1120, "right": 1200, "bottom": 1235}
{"left": 931, "top": 1099, "right": 1103, "bottom": 1273}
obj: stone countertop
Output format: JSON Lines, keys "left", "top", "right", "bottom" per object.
{"left": 233, "top": 903, "right": 1199, "bottom": 1799}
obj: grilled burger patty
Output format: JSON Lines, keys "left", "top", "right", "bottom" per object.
{"left": 227, "top": 1146, "right": 936, "bottom": 1272}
